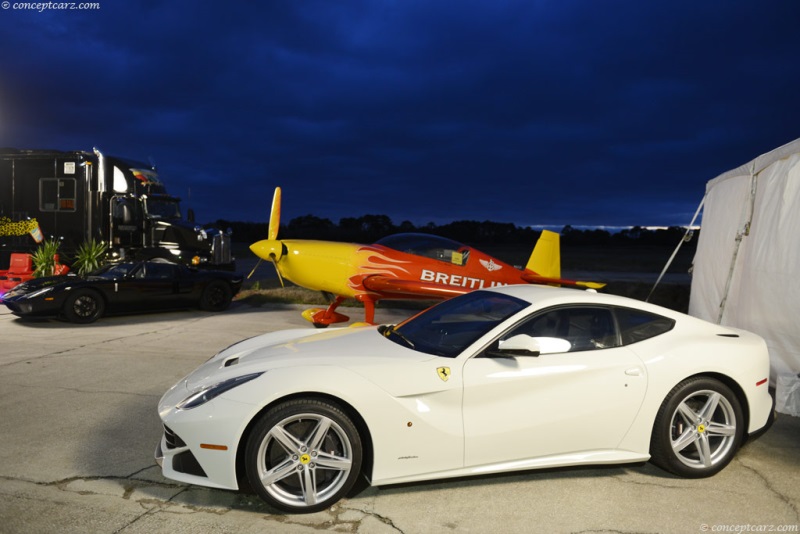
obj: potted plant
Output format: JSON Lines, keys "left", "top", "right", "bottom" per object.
{"left": 31, "top": 239, "right": 61, "bottom": 278}
{"left": 72, "top": 238, "right": 109, "bottom": 276}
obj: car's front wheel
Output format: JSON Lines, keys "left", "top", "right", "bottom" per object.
{"left": 199, "top": 280, "right": 232, "bottom": 311}
{"left": 63, "top": 289, "right": 105, "bottom": 324}
{"left": 650, "top": 377, "right": 744, "bottom": 478}
{"left": 245, "top": 399, "right": 363, "bottom": 513}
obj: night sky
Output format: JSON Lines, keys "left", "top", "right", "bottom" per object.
{"left": 2, "top": 1, "right": 799, "bottom": 230}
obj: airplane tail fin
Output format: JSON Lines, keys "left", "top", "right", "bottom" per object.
{"left": 525, "top": 230, "right": 561, "bottom": 279}
{"left": 522, "top": 230, "right": 606, "bottom": 290}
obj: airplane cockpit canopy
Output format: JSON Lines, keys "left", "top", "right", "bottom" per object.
{"left": 375, "top": 233, "right": 470, "bottom": 266}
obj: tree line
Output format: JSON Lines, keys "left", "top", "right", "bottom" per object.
{"left": 214, "top": 214, "right": 697, "bottom": 248}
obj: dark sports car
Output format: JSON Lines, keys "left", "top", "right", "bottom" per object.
{"left": 1, "top": 259, "right": 243, "bottom": 323}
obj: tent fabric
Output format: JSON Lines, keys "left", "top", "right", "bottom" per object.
{"left": 689, "top": 137, "right": 800, "bottom": 416}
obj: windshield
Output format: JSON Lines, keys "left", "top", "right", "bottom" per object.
{"left": 385, "top": 290, "right": 529, "bottom": 358}
{"left": 89, "top": 263, "right": 138, "bottom": 279}
{"left": 145, "top": 197, "right": 182, "bottom": 219}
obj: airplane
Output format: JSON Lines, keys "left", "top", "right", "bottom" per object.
{"left": 250, "top": 187, "right": 605, "bottom": 327}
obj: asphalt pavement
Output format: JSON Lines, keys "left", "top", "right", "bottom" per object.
{"left": 0, "top": 301, "right": 798, "bottom": 534}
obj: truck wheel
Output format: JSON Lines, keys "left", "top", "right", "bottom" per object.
{"left": 200, "top": 280, "right": 232, "bottom": 311}
{"left": 63, "top": 289, "right": 105, "bottom": 324}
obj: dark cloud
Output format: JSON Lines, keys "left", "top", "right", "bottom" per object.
{"left": 1, "top": 0, "right": 799, "bottom": 230}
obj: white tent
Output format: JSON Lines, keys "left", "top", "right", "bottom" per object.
{"left": 689, "top": 138, "right": 800, "bottom": 416}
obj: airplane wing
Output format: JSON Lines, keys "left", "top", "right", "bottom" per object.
{"left": 520, "top": 272, "right": 606, "bottom": 290}
{"left": 362, "top": 276, "right": 469, "bottom": 299}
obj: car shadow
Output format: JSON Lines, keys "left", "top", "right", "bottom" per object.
{"left": 1, "top": 300, "right": 290, "bottom": 328}
{"left": 3, "top": 299, "right": 411, "bottom": 329}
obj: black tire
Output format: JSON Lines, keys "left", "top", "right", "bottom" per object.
{"left": 199, "top": 280, "right": 232, "bottom": 311}
{"left": 244, "top": 399, "right": 363, "bottom": 514}
{"left": 650, "top": 377, "right": 744, "bottom": 478}
{"left": 63, "top": 289, "right": 105, "bottom": 324}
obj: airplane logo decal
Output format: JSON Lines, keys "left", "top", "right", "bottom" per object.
{"left": 437, "top": 367, "right": 451, "bottom": 382}
{"left": 479, "top": 258, "right": 503, "bottom": 272}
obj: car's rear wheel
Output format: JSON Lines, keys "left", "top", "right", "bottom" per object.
{"left": 245, "top": 399, "right": 363, "bottom": 514}
{"left": 650, "top": 377, "right": 743, "bottom": 478}
{"left": 63, "top": 289, "right": 105, "bottom": 324}
{"left": 199, "top": 280, "right": 232, "bottom": 311}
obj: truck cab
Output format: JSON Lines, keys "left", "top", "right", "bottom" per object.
{"left": 0, "top": 148, "right": 234, "bottom": 271}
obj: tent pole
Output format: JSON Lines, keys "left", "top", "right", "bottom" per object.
{"left": 646, "top": 196, "right": 705, "bottom": 303}
{"left": 717, "top": 166, "right": 758, "bottom": 323}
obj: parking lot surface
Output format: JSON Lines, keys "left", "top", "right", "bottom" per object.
{"left": 0, "top": 301, "right": 798, "bottom": 534}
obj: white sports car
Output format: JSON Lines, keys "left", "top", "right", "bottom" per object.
{"left": 155, "top": 285, "right": 773, "bottom": 513}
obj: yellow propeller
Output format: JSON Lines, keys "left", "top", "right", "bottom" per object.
{"left": 248, "top": 187, "right": 285, "bottom": 287}
{"left": 268, "top": 187, "right": 281, "bottom": 241}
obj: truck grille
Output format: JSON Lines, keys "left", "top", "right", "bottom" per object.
{"left": 211, "top": 233, "right": 232, "bottom": 265}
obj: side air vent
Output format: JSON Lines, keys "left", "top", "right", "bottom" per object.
{"left": 173, "top": 451, "right": 208, "bottom": 477}
{"left": 163, "top": 425, "right": 186, "bottom": 449}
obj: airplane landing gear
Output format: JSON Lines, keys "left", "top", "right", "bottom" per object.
{"left": 301, "top": 295, "right": 378, "bottom": 328}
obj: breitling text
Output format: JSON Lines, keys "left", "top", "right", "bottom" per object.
{"left": 420, "top": 269, "right": 508, "bottom": 289}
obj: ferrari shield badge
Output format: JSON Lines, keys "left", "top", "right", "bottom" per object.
{"left": 437, "top": 366, "right": 451, "bottom": 382}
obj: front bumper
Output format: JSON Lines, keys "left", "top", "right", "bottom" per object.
{"left": 155, "top": 395, "right": 258, "bottom": 491}
{"left": 2, "top": 296, "right": 62, "bottom": 317}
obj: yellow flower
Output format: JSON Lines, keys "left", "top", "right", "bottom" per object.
{"left": 0, "top": 217, "right": 39, "bottom": 236}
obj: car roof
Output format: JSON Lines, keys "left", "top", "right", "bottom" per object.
{"left": 485, "top": 284, "right": 684, "bottom": 319}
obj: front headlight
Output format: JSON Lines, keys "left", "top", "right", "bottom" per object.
{"left": 24, "top": 286, "right": 55, "bottom": 299}
{"left": 176, "top": 372, "right": 264, "bottom": 410}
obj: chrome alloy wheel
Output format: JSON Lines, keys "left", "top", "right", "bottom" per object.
{"left": 669, "top": 389, "right": 737, "bottom": 470}
{"left": 255, "top": 413, "right": 354, "bottom": 508}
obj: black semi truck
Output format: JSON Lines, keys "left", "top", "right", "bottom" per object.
{"left": 0, "top": 148, "right": 234, "bottom": 271}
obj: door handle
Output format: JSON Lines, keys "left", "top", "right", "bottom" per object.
{"left": 625, "top": 367, "right": 643, "bottom": 376}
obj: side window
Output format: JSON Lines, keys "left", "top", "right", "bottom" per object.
{"left": 133, "top": 264, "right": 146, "bottom": 279}
{"left": 500, "top": 307, "right": 619, "bottom": 353}
{"left": 615, "top": 308, "right": 675, "bottom": 345}
{"left": 560, "top": 308, "right": 618, "bottom": 351}
{"left": 39, "top": 178, "right": 76, "bottom": 212}
{"left": 144, "top": 263, "right": 174, "bottom": 280}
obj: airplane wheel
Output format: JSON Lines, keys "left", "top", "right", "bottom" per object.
{"left": 313, "top": 322, "right": 329, "bottom": 329}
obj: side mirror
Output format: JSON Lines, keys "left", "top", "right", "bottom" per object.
{"left": 113, "top": 199, "right": 134, "bottom": 225}
{"left": 497, "top": 335, "right": 571, "bottom": 357}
